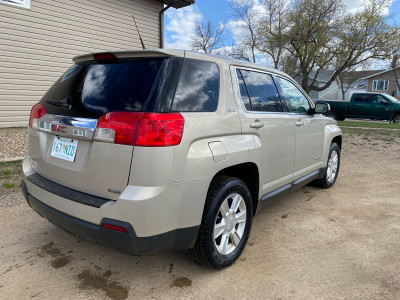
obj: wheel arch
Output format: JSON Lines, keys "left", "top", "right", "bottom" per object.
{"left": 212, "top": 162, "right": 260, "bottom": 215}
{"left": 389, "top": 111, "right": 400, "bottom": 122}
{"left": 332, "top": 135, "right": 342, "bottom": 149}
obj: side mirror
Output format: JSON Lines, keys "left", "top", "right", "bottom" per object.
{"left": 315, "top": 102, "right": 330, "bottom": 114}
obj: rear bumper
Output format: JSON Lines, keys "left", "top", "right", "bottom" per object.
{"left": 22, "top": 180, "right": 199, "bottom": 255}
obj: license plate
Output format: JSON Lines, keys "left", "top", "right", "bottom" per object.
{"left": 50, "top": 136, "right": 78, "bottom": 162}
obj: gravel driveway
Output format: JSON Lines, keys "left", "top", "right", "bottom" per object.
{"left": 0, "top": 128, "right": 27, "bottom": 161}
{"left": 0, "top": 129, "right": 399, "bottom": 300}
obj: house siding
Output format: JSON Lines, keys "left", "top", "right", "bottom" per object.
{"left": 367, "top": 71, "right": 400, "bottom": 100}
{"left": 0, "top": 0, "right": 162, "bottom": 127}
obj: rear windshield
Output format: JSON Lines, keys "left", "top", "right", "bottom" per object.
{"left": 40, "top": 57, "right": 183, "bottom": 118}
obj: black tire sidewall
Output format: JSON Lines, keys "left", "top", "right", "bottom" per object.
{"left": 205, "top": 179, "right": 253, "bottom": 269}
{"left": 392, "top": 115, "right": 400, "bottom": 124}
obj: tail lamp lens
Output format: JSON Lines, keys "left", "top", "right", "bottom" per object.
{"left": 95, "top": 112, "right": 143, "bottom": 146}
{"left": 135, "top": 113, "right": 184, "bottom": 147}
{"left": 94, "top": 112, "right": 184, "bottom": 147}
{"left": 29, "top": 103, "right": 46, "bottom": 129}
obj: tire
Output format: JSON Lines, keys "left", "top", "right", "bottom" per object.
{"left": 188, "top": 176, "right": 253, "bottom": 269}
{"left": 314, "top": 143, "right": 340, "bottom": 188}
{"left": 391, "top": 115, "right": 400, "bottom": 124}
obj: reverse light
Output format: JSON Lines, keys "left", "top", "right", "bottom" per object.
{"left": 29, "top": 103, "right": 46, "bottom": 129}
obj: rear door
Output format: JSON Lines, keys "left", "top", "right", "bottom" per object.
{"left": 349, "top": 94, "right": 372, "bottom": 117}
{"left": 275, "top": 76, "right": 325, "bottom": 180}
{"left": 234, "top": 68, "right": 295, "bottom": 195}
{"left": 29, "top": 57, "right": 182, "bottom": 200}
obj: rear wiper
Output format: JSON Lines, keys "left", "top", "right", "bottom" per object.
{"left": 46, "top": 100, "right": 71, "bottom": 109}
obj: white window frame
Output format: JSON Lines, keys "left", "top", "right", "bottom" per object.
{"left": 372, "top": 80, "right": 389, "bottom": 91}
{"left": 0, "top": 0, "right": 30, "bottom": 8}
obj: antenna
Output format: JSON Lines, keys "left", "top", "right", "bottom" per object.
{"left": 132, "top": 14, "right": 146, "bottom": 50}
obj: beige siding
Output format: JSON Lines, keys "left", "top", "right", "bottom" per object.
{"left": 0, "top": 0, "right": 162, "bottom": 127}
{"left": 367, "top": 71, "right": 400, "bottom": 100}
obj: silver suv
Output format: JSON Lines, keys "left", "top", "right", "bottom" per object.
{"left": 22, "top": 49, "right": 342, "bottom": 269}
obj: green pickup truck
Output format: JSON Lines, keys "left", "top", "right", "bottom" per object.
{"left": 316, "top": 93, "right": 400, "bottom": 123}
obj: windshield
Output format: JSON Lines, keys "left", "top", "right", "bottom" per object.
{"left": 40, "top": 57, "right": 183, "bottom": 118}
{"left": 384, "top": 94, "right": 400, "bottom": 103}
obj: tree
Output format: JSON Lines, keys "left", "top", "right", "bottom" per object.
{"left": 190, "top": 21, "right": 224, "bottom": 54}
{"left": 337, "top": 61, "right": 371, "bottom": 100}
{"left": 257, "top": 0, "right": 289, "bottom": 69}
{"left": 230, "top": 0, "right": 260, "bottom": 63}
{"left": 390, "top": 54, "right": 400, "bottom": 94}
{"left": 254, "top": 0, "right": 400, "bottom": 95}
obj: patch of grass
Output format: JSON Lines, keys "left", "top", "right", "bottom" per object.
{"left": 2, "top": 183, "right": 15, "bottom": 188}
{"left": 338, "top": 121, "right": 400, "bottom": 129}
{"left": 0, "top": 161, "right": 22, "bottom": 196}
{"left": 1, "top": 170, "right": 11, "bottom": 179}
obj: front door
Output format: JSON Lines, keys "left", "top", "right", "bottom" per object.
{"left": 275, "top": 77, "right": 325, "bottom": 180}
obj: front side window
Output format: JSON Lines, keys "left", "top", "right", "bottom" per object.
{"left": 0, "top": 0, "right": 30, "bottom": 8}
{"left": 237, "top": 69, "right": 282, "bottom": 112}
{"left": 370, "top": 95, "right": 387, "bottom": 104}
{"left": 372, "top": 80, "right": 388, "bottom": 91}
{"left": 276, "top": 77, "right": 311, "bottom": 113}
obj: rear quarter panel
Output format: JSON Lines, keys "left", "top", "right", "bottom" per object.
{"left": 173, "top": 58, "right": 249, "bottom": 183}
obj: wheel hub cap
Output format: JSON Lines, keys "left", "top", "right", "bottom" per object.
{"left": 327, "top": 150, "right": 339, "bottom": 183}
{"left": 213, "top": 193, "right": 247, "bottom": 255}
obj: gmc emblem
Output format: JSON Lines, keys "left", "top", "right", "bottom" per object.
{"left": 51, "top": 124, "right": 67, "bottom": 133}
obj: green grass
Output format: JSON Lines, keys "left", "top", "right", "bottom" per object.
{"left": 337, "top": 121, "right": 400, "bottom": 129}
{"left": 2, "top": 183, "right": 15, "bottom": 188}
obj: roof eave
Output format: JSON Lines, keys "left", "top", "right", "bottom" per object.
{"left": 156, "top": 0, "right": 194, "bottom": 9}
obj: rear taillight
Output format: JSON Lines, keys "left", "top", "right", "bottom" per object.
{"left": 29, "top": 103, "right": 46, "bottom": 129}
{"left": 94, "top": 112, "right": 184, "bottom": 147}
{"left": 95, "top": 112, "right": 143, "bottom": 145}
{"left": 135, "top": 113, "right": 184, "bottom": 147}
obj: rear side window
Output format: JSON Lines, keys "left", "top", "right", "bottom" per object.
{"left": 171, "top": 59, "right": 220, "bottom": 112}
{"left": 354, "top": 94, "right": 370, "bottom": 103}
{"left": 237, "top": 69, "right": 282, "bottom": 112}
{"left": 40, "top": 57, "right": 182, "bottom": 118}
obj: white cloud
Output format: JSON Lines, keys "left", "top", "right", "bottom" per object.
{"left": 165, "top": 6, "right": 203, "bottom": 49}
{"left": 342, "top": 0, "right": 392, "bottom": 14}
{"left": 343, "top": 0, "right": 365, "bottom": 13}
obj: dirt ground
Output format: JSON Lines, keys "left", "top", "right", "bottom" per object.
{"left": 0, "top": 128, "right": 399, "bottom": 300}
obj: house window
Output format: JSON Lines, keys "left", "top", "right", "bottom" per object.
{"left": 372, "top": 80, "right": 388, "bottom": 91}
{"left": 0, "top": 0, "right": 30, "bottom": 8}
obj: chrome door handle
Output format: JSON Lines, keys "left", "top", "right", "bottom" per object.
{"left": 295, "top": 120, "right": 304, "bottom": 126}
{"left": 250, "top": 120, "right": 264, "bottom": 128}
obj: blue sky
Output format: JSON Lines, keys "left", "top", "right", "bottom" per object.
{"left": 164, "top": 0, "right": 400, "bottom": 52}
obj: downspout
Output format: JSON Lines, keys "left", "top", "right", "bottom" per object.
{"left": 159, "top": 0, "right": 177, "bottom": 48}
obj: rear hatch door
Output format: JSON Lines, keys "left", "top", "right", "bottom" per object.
{"left": 29, "top": 54, "right": 183, "bottom": 200}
